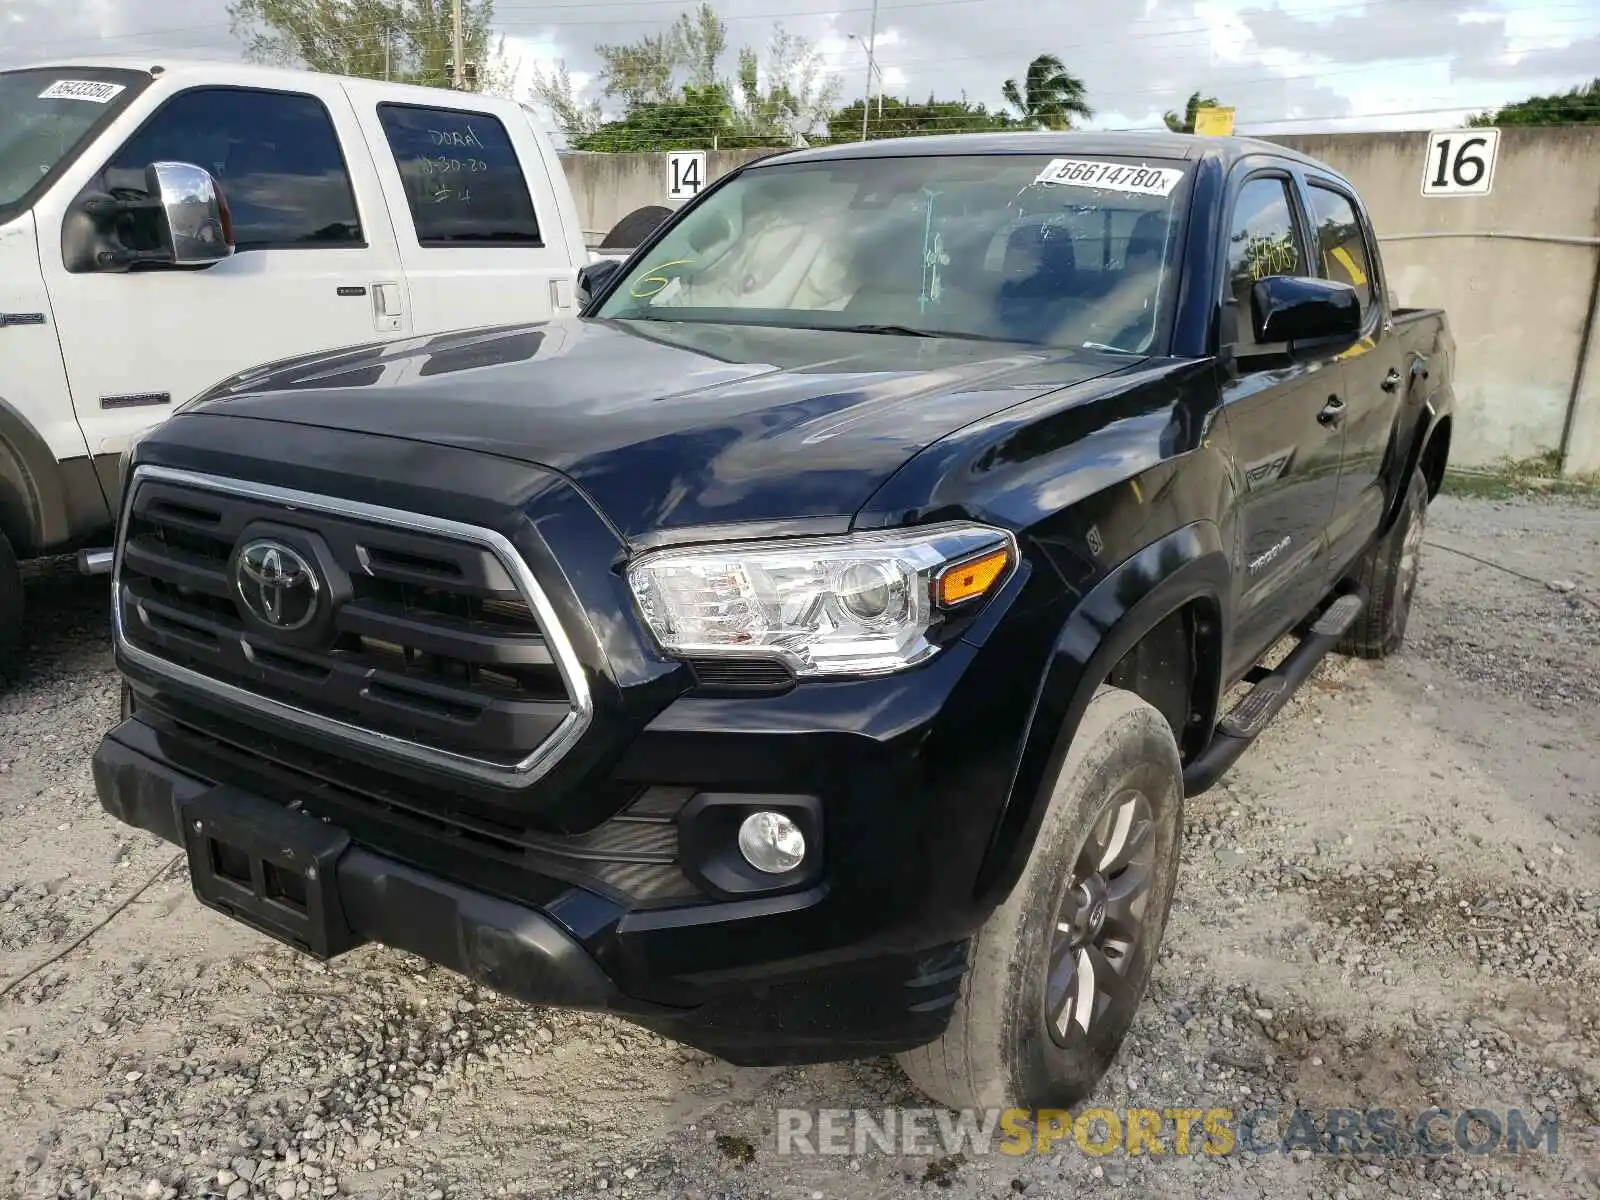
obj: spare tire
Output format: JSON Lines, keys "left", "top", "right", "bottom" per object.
{"left": 601, "top": 205, "right": 673, "bottom": 252}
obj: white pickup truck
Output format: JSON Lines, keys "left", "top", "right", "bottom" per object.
{"left": 0, "top": 58, "right": 600, "bottom": 679}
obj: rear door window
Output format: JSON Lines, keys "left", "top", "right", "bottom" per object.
{"left": 376, "top": 104, "right": 542, "bottom": 247}
{"left": 1306, "top": 183, "right": 1376, "bottom": 322}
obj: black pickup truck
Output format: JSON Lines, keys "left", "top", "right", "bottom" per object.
{"left": 93, "top": 132, "right": 1454, "bottom": 1109}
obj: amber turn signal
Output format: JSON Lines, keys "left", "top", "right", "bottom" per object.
{"left": 937, "top": 546, "right": 1011, "bottom": 606}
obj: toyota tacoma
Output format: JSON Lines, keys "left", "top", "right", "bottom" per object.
{"left": 93, "top": 133, "right": 1454, "bottom": 1108}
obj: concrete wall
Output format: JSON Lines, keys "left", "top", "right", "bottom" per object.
{"left": 559, "top": 149, "right": 771, "bottom": 243}
{"left": 1270, "top": 129, "right": 1600, "bottom": 474}
{"left": 558, "top": 131, "right": 1600, "bottom": 475}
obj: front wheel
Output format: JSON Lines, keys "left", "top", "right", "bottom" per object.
{"left": 0, "top": 530, "right": 22, "bottom": 685}
{"left": 896, "top": 686, "right": 1183, "bottom": 1109}
{"left": 1338, "top": 466, "right": 1429, "bottom": 659}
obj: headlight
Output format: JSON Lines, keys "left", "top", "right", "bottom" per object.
{"left": 626, "top": 523, "right": 1017, "bottom": 678}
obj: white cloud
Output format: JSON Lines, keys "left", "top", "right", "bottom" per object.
{"left": 1, "top": 0, "right": 1596, "bottom": 132}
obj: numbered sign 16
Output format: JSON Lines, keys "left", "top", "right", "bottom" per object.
{"left": 667, "top": 150, "right": 706, "bottom": 201}
{"left": 1422, "top": 129, "right": 1499, "bottom": 197}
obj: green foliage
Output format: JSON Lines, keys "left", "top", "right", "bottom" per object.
{"left": 570, "top": 83, "right": 786, "bottom": 151}
{"left": 1001, "top": 54, "right": 1092, "bottom": 130}
{"left": 555, "top": 6, "right": 837, "bottom": 150}
{"left": 1165, "top": 90, "right": 1221, "bottom": 133}
{"left": 228, "top": 0, "right": 510, "bottom": 93}
{"left": 825, "top": 94, "right": 1018, "bottom": 142}
{"left": 1467, "top": 79, "right": 1600, "bottom": 126}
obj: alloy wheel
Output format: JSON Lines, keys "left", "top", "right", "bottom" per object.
{"left": 1044, "top": 788, "right": 1157, "bottom": 1045}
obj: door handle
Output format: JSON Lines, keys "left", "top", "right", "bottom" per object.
{"left": 1381, "top": 368, "right": 1402, "bottom": 392}
{"left": 373, "top": 281, "right": 404, "bottom": 332}
{"left": 1318, "top": 395, "right": 1346, "bottom": 427}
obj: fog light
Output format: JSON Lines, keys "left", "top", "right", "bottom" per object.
{"left": 737, "top": 811, "right": 807, "bottom": 874}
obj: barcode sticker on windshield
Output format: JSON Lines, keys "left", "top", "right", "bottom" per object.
{"left": 1033, "top": 158, "right": 1184, "bottom": 197}
{"left": 38, "top": 79, "right": 127, "bottom": 103}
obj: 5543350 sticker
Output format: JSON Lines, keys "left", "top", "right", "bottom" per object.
{"left": 1033, "top": 158, "right": 1185, "bottom": 198}
{"left": 38, "top": 79, "right": 127, "bottom": 103}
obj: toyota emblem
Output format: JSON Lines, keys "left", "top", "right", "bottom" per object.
{"left": 236, "top": 540, "right": 320, "bottom": 630}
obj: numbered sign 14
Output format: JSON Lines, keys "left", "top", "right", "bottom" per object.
{"left": 1422, "top": 129, "right": 1499, "bottom": 197}
{"left": 667, "top": 150, "right": 706, "bottom": 201}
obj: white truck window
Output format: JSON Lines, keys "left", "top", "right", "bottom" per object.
{"left": 375, "top": 103, "right": 542, "bottom": 247}
{"left": 104, "top": 87, "right": 363, "bottom": 251}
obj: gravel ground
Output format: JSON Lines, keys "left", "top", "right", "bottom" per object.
{"left": 2, "top": 495, "right": 1597, "bottom": 1200}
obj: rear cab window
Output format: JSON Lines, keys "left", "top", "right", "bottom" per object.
{"left": 1305, "top": 182, "right": 1376, "bottom": 323}
{"left": 376, "top": 104, "right": 542, "bottom": 247}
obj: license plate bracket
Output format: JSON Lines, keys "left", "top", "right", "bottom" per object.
{"left": 180, "top": 787, "right": 364, "bottom": 959}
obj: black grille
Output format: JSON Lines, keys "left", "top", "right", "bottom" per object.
{"left": 116, "top": 472, "right": 581, "bottom": 775}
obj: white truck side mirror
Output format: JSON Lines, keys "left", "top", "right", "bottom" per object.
{"left": 148, "top": 161, "right": 235, "bottom": 266}
{"left": 62, "top": 160, "right": 235, "bottom": 273}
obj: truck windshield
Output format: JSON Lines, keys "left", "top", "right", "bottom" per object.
{"left": 596, "top": 153, "right": 1190, "bottom": 352}
{"left": 0, "top": 69, "right": 144, "bottom": 213}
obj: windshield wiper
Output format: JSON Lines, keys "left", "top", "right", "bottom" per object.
{"left": 832, "top": 323, "right": 1015, "bottom": 342}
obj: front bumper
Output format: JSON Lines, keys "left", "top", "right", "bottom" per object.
{"left": 94, "top": 723, "right": 971, "bottom": 1064}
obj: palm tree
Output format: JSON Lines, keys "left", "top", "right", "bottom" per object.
{"left": 1002, "top": 54, "right": 1093, "bottom": 130}
{"left": 1164, "top": 90, "right": 1221, "bottom": 133}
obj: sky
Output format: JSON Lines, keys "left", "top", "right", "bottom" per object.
{"left": 2, "top": 0, "right": 1598, "bottom": 136}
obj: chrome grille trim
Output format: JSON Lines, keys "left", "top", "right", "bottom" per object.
{"left": 113, "top": 464, "right": 593, "bottom": 789}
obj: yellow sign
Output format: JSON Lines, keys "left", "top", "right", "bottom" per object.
{"left": 1194, "top": 106, "right": 1236, "bottom": 136}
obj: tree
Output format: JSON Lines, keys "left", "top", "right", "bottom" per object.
{"left": 1002, "top": 54, "right": 1092, "bottom": 130}
{"left": 572, "top": 84, "right": 744, "bottom": 152}
{"left": 562, "top": 5, "right": 839, "bottom": 150}
{"left": 593, "top": 1, "right": 723, "bottom": 108}
{"left": 1468, "top": 79, "right": 1600, "bottom": 126}
{"left": 734, "top": 25, "right": 840, "bottom": 144}
{"left": 826, "top": 94, "right": 1016, "bottom": 142}
{"left": 1165, "top": 90, "right": 1221, "bottom": 133}
{"left": 528, "top": 59, "right": 603, "bottom": 144}
{"left": 228, "top": 0, "right": 512, "bottom": 93}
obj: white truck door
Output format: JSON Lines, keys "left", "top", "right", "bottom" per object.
{"left": 36, "top": 77, "right": 411, "bottom": 462}
{"left": 345, "top": 84, "right": 582, "bottom": 335}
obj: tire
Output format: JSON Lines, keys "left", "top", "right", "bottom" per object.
{"left": 896, "top": 686, "right": 1183, "bottom": 1110}
{"left": 1338, "top": 467, "right": 1429, "bottom": 659}
{"left": 0, "top": 529, "right": 21, "bottom": 686}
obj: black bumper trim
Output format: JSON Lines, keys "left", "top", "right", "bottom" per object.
{"left": 93, "top": 722, "right": 971, "bottom": 1065}
{"left": 93, "top": 730, "right": 633, "bottom": 1014}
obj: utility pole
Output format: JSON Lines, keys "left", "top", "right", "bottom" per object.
{"left": 451, "top": 0, "right": 464, "bottom": 89}
{"left": 384, "top": 25, "right": 391, "bottom": 82}
{"left": 859, "top": 0, "right": 878, "bottom": 141}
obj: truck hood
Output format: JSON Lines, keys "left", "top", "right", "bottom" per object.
{"left": 183, "top": 319, "right": 1138, "bottom": 540}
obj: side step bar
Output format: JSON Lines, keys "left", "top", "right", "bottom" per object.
{"left": 1182, "top": 590, "right": 1365, "bottom": 796}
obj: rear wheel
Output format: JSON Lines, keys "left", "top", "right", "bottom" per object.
{"left": 0, "top": 530, "right": 21, "bottom": 685}
{"left": 896, "top": 686, "right": 1183, "bottom": 1109}
{"left": 1338, "top": 466, "right": 1428, "bottom": 659}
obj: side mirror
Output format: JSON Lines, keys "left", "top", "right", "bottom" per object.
{"left": 577, "top": 258, "right": 622, "bottom": 310}
{"left": 147, "top": 162, "right": 234, "bottom": 266}
{"left": 63, "top": 160, "right": 234, "bottom": 274}
{"left": 1251, "top": 275, "right": 1361, "bottom": 346}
